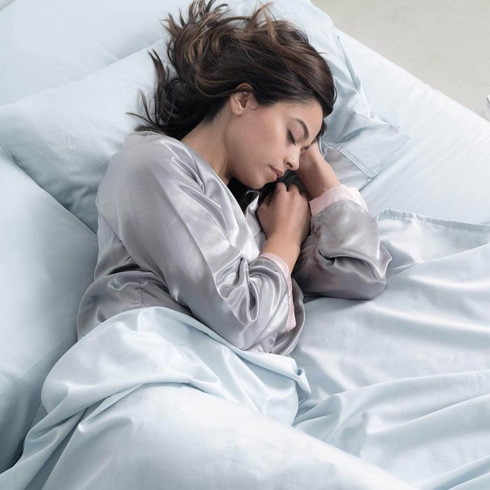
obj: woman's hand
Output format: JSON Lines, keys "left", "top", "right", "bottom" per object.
{"left": 296, "top": 139, "right": 324, "bottom": 176}
{"left": 257, "top": 182, "right": 310, "bottom": 247}
{"left": 295, "top": 140, "right": 341, "bottom": 199}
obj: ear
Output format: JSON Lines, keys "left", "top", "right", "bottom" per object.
{"left": 229, "top": 82, "right": 258, "bottom": 115}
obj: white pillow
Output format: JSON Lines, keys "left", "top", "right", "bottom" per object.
{"left": 0, "top": 39, "right": 169, "bottom": 232}
{"left": 0, "top": 0, "right": 409, "bottom": 233}
{"left": 0, "top": 148, "right": 97, "bottom": 471}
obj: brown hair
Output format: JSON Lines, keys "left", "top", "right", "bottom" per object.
{"left": 127, "top": 0, "right": 337, "bottom": 208}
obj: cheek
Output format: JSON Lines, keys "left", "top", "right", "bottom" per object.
{"left": 249, "top": 110, "right": 279, "bottom": 144}
{"left": 254, "top": 123, "right": 282, "bottom": 160}
{"left": 232, "top": 114, "right": 282, "bottom": 170}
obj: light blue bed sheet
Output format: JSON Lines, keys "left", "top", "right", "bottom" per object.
{"left": 2, "top": 208, "right": 490, "bottom": 489}
{"left": 292, "top": 209, "right": 490, "bottom": 489}
{"left": 0, "top": 306, "right": 414, "bottom": 490}
{"left": 337, "top": 29, "right": 490, "bottom": 225}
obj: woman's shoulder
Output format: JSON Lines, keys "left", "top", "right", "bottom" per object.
{"left": 96, "top": 132, "right": 206, "bottom": 217}
{"left": 122, "top": 131, "right": 193, "bottom": 162}
{"left": 112, "top": 130, "right": 202, "bottom": 182}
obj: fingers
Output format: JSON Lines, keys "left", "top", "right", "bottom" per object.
{"left": 275, "top": 182, "right": 301, "bottom": 193}
{"left": 272, "top": 182, "right": 308, "bottom": 201}
{"left": 286, "top": 183, "right": 308, "bottom": 199}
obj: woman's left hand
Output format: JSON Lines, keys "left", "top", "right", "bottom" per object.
{"left": 294, "top": 139, "right": 341, "bottom": 199}
{"left": 296, "top": 140, "right": 323, "bottom": 179}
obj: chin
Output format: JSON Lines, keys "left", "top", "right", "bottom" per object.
{"left": 246, "top": 177, "right": 268, "bottom": 190}
{"left": 239, "top": 171, "right": 274, "bottom": 190}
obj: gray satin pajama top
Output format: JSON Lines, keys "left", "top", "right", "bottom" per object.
{"left": 76, "top": 131, "right": 392, "bottom": 356}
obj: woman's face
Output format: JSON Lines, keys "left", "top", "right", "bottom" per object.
{"left": 225, "top": 87, "right": 324, "bottom": 189}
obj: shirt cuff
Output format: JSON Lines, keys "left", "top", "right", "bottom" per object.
{"left": 259, "top": 252, "right": 296, "bottom": 332}
{"left": 309, "top": 184, "right": 368, "bottom": 216}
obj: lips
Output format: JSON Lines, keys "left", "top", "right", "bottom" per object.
{"left": 271, "top": 167, "right": 283, "bottom": 179}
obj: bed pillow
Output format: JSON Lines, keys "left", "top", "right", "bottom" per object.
{"left": 0, "top": 147, "right": 97, "bottom": 472}
{"left": 0, "top": 0, "right": 409, "bottom": 233}
{"left": 0, "top": 0, "right": 186, "bottom": 105}
{"left": 0, "top": 39, "right": 170, "bottom": 233}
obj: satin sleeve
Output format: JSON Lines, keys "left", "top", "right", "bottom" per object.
{"left": 292, "top": 184, "right": 392, "bottom": 300}
{"left": 259, "top": 252, "right": 296, "bottom": 331}
{"left": 97, "top": 151, "right": 291, "bottom": 351}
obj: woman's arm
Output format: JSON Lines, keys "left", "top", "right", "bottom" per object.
{"left": 291, "top": 142, "right": 392, "bottom": 300}
{"left": 97, "top": 145, "right": 294, "bottom": 351}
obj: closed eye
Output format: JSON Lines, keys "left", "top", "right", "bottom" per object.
{"left": 289, "top": 130, "right": 311, "bottom": 153}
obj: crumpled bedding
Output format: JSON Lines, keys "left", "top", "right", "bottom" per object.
{"left": 3, "top": 208, "right": 490, "bottom": 489}
{"left": 1, "top": 306, "right": 413, "bottom": 490}
{"left": 292, "top": 209, "right": 490, "bottom": 489}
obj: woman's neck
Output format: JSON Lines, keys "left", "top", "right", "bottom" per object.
{"left": 181, "top": 120, "right": 232, "bottom": 185}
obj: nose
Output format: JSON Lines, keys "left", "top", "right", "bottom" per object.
{"left": 285, "top": 152, "right": 300, "bottom": 172}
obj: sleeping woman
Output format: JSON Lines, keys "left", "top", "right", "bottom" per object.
{"left": 76, "top": 0, "right": 392, "bottom": 356}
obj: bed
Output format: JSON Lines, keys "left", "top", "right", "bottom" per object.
{"left": 1, "top": 0, "right": 490, "bottom": 488}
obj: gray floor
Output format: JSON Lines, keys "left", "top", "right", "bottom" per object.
{"left": 312, "top": 0, "right": 490, "bottom": 120}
